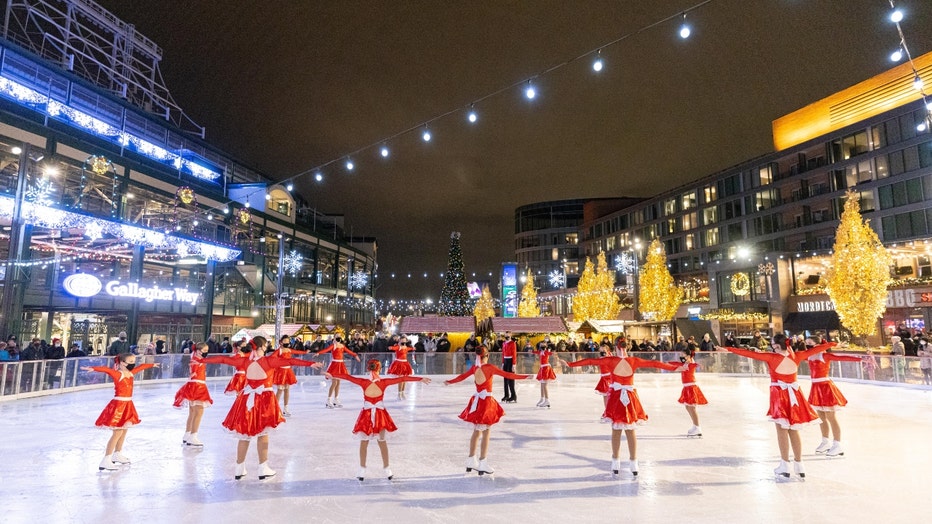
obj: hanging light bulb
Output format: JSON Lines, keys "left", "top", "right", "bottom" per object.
{"left": 890, "top": 9, "right": 904, "bottom": 23}
{"left": 890, "top": 47, "right": 903, "bottom": 62}
{"left": 918, "top": 121, "right": 928, "bottom": 132}
{"left": 422, "top": 126, "right": 432, "bottom": 142}
{"left": 914, "top": 73, "right": 924, "bottom": 91}
{"left": 679, "top": 13, "right": 691, "bottom": 39}
{"left": 592, "top": 50, "right": 603, "bottom": 72}
{"left": 380, "top": 146, "right": 389, "bottom": 158}
{"left": 346, "top": 159, "right": 354, "bottom": 171}
{"left": 525, "top": 81, "right": 536, "bottom": 100}
{"left": 467, "top": 104, "right": 478, "bottom": 123}
{"left": 315, "top": 172, "right": 323, "bottom": 182}
{"left": 286, "top": 183, "right": 294, "bottom": 191}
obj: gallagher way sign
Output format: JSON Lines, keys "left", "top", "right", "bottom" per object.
{"left": 63, "top": 273, "right": 201, "bottom": 306}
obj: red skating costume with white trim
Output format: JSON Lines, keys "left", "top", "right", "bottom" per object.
{"left": 204, "top": 353, "right": 317, "bottom": 438}
{"left": 598, "top": 357, "right": 680, "bottom": 430}
{"left": 270, "top": 345, "right": 310, "bottom": 386}
{"left": 533, "top": 347, "right": 557, "bottom": 383}
{"left": 447, "top": 364, "right": 530, "bottom": 429}
{"left": 387, "top": 345, "right": 414, "bottom": 376}
{"left": 330, "top": 373, "right": 426, "bottom": 439}
{"left": 677, "top": 362, "right": 708, "bottom": 406}
{"left": 316, "top": 343, "right": 358, "bottom": 375}
{"left": 807, "top": 351, "right": 860, "bottom": 411}
{"left": 567, "top": 356, "right": 614, "bottom": 396}
{"left": 173, "top": 354, "right": 213, "bottom": 407}
{"left": 88, "top": 364, "right": 156, "bottom": 429}
{"left": 224, "top": 352, "right": 247, "bottom": 395}
{"left": 725, "top": 343, "right": 833, "bottom": 429}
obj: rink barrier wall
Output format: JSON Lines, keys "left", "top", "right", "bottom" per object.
{"left": 0, "top": 350, "right": 928, "bottom": 401}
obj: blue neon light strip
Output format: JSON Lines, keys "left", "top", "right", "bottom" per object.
{"left": 0, "top": 76, "right": 221, "bottom": 182}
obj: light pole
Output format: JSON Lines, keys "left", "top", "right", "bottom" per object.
{"left": 758, "top": 262, "right": 775, "bottom": 337}
{"left": 616, "top": 240, "right": 642, "bottom": 321}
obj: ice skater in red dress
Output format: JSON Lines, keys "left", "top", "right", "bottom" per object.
{"left": 676, "top": 346, "right": 707, "bottom": 437}
{"left": 316, "top": 336, "right": 360, "bottom": 408}
{"left": 173, "top": 342, "right": 213, "bottom": 447}
{"left": 387, "top": 336, "right": 415, "bottom": 399}
{"left": 81, "top": 353, "right": 159, "bottom": 471}
{"left": 567, "top": 342, "right": 680, "bottom": 477}
{"left": 445, "top": 345, "right": 532, "bottom": 475}
{"left": 224, "top": 340, "right": 248, "bottom": 395}
{"left": 270, "top": 335, "right": 310, "bottom": 417}
{"left": 327, "top": 359, "right": 431, "bottom": 481}
{"left": 203, "top": 336, "right": 322, "bottom": 480}
{"left": 724, "top": 333, "right": 833, "bottom": 479}
{"left": 533, "top": 342, "right": 562, "bottom": 408}
{"left": 568, "top": 346, "right": 615, "bottom": 408}
{"left": 805, "top": 337, "right": 859, "bottom": 457}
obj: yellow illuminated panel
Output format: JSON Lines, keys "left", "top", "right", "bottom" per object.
{"left": 773, "top": 51, "right": 932, "bottom": 151}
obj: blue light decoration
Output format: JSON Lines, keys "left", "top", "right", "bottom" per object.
{"left": 349, "top": 270, "right": 369, "bottom": 290}
{"left": 501, "top": 262, "right": 518, "bottom": 318}
{"left": 0, "top": 195, "right": 240, "bottom": 262}
{"left": 0, "top": 70, "right": 222, "bottom": 183}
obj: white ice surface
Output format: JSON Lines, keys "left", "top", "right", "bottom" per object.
{"left": 1, "top": 373, "right": 930, "bottom": 524}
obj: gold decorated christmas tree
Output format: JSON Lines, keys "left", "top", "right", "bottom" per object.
{"left": 473, "top": 284, "right": 496, "bottom": 321}
{"left": 825, "top": 191, "right": 892, "bottom": 338}
{"left": 572, "top": 252, "right": 620, "bottom": 321}
{"left": 518, "top": 269, "right": 541, "bottom": 317}
{"left": 638, "top": 239, "right": 682, "bottom": 322}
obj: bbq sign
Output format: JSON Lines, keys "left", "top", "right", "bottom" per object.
{"left": 63, "top": 274, "right": 201, "bottom": 305}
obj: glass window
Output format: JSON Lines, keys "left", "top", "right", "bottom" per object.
{"left": 920, "top": 141, "right": 932, "bottom": 168}
{"left": 882, "top": 215, "right": 896, "bottom": 239}
{"left": 879, "top": 185, "right": 894, "bottom": 210}
{"left": 703, "top": 206, "right": 717, "bottom": 225}
{"left": 703, "top": 228, "right": 719, "bottom": 247}
{"left": 890, "top": 150, "right": 906, "bottom": 176}
{"left": 876, "top": 155, "right": 889, "bottom": 179}
{"left": 842, "top": 130, "right": 869, "bottom": 159}
{"left": 910, "top": 210, "right": 927, "bottom": 236}
{"left": 682, "top": 212, "right": 697, "bottom": 230}
{"left": 664, "top": 198, "right": 677, "bottom": 216}
{"left": 681, "top": 191, "right": 697, "bottom": 210}
{"left": 703, "top": 185, "right": 717, "bottom": 203}
{"left": 871, "top": 124, "right": 887, "bottom": 149}
{"left": 907, "top": 178, "right": 923, "bottom": 204}
{"left": 758, "top": 165, "right": 773, "bottom": 186}
{"left": 885, "top": 118, "right": 902, "bottom": 145}
{"left": 859, "top": 190, "right": 875, "bottom": 212}
{"left": 895, "top": 213, "right": 912, "bottom": 237}
{"left": 685, "top": 233, "right": 695, "bottom": 250}
{"left": 905, "top": 146, "right": 921, "bottom": 172}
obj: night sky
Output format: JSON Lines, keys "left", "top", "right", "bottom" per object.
{"left": 95, "top": 1, "right": 932, "bottom": 301}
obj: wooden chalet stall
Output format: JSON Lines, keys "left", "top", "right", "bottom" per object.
{"left": 477, "top": 317, "right": 568, "bottom": 348}
{"left": 397, "top": 317, "right": 476, "bottom": 351}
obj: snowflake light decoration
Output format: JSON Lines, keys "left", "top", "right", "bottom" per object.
{"left": 349, "top": 271, "right": 369, "bottom": 290}
{"left": 615, "top": 252, "right": 636, "bottom": 274}
{"left": 25, "top": 178, "right": 54, "bottom": 206}
{"left": 549, "top": 270, "right": 565, "bottom": 288}
{"left": 83, "top": 221, "right": 103, "bottom": 241}
{"left": 282, "top": 250, "right": 303, "bottom": 276}
{"left": 176, "top": 243, "right": 190, "bottom": 257}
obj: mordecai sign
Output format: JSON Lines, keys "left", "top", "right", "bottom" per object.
{"left": 63, "top": 274, "right": 200, "bottom": 305}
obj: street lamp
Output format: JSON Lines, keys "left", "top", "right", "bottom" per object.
{"left": 758, "top": 262, "right": 775, "bottom": 336}
{"left": 616, "top": 239, "right": 642, "bottom": 320}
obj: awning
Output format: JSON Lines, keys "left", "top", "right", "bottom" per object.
{"left": 478, "top": 317, "right": 567, "bottom": 336}
{"left": 397, "top": 316, "right": 476, "bottom": 334}
{"left": 782, "top": 312, "right": 840, "bottom": 333}
{"left": 674, "top": 319, "right": 718, "bottom": 345}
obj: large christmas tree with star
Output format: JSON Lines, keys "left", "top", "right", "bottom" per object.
{"left": 439, "top": 232, "right": 472, "bottom": 316}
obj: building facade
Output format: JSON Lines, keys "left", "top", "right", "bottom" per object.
{"left": 0, "top": 1, "right": 375, "bottom": 352}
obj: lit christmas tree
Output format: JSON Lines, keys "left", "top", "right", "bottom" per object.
{"left": 473, "top": 284, "right": 496, "bottom": 320}
{"left": 518, "top": 269, "right": 541, "bottom": 317}
{"left": 638, "top": 239, "right": 682, "bottom": 322}
{"left": 825, "top": 191, "right": 892, "bottom": 339}
{"left": 439, "top": 231, "right": 472, "bottom": 316}
{"left": 572, "top": 252, "right": 620, "bottom": 321}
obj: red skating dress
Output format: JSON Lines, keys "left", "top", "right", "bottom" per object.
{"left": 204, "top": 353, "right": 317, "bottom": 438}
{"left": 601, "top": 357, "right": 680, "bottom": 430}
{"left": 173, "top": 355, "right": 213, "bottom": 408}
{"left": 317, "top": 343, "right": 358, "bottom": 376}
{"left": 534, "top": 348, "right": 557, "bottom": 383}
{"left": 330, "top": 373, "right": 427, "bottom": 439}
{"left": 271, "top": 346, "right": 310, "bottom": 386}
{"left": 224, "top": 352, "right": 247, "bottom": 395}
{"left": 808, "top": 352, "right": 860, "bottom": 411}
{"left": 89, "top": 364, "right": 156, "bottom": 429}
{"left": 567, "top": 357, "right": 614, "bottom": 396}
{"left": 726, "top": 344, "right": 832, "bottom": 429}
{"left": 677, "top": 362, "right": 708, "bottom": 406}
{"left": 447, "top": 364, "right": 530, "bottom": 430}
{"left": 387, "top": 344, "right": 414, "bottom": 376}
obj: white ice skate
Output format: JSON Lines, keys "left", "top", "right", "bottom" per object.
{"left": 793, "top": 461, "right": 806, "bottom": 479}
{"left": 384, "top": 467, "right": 394, "bottom": 480}
{"left": 540, "top": 399, "right": 551, "bottom": 408}
{"left": 465, "top": 456, "right": 478, "bottom": 473}
{"left": 356, "top": 467, "right": 366, "bottom": 481}
{"left": 111, "top": 451, "right": 130, "bottom": 464}
{"left": 629, "top": 459, "right": 639, "bottom": 477}
{"left": 98, "top": 456, "right": 118, "bottom": 471}
{"left": 687, "top": 426, "right": 702, "bottom": 438}
{"left": 536, "top": 398, "right": 545, "bottom": 407}
{"left": 773, "top": 460, "right": 790, "bottom": 478}
{"left": 182, "top": 431, "right": 191, "bottom": 444}
{"left": 611, "top": 458, "right": 621, "bottom": 475}
{"left": 334, "top": 398, "right": 343, "bottom": 408}
{"left": 186, "top": 433, "right": 203, "bottom": 447}
{"left": 825, "top": 441, "right": 844, "bottom": 457}
{"left": 815, "top": 438, "right": 831, "bottom": 453}
{"left": 476, "top": 459, "right": 494, "bottom": 476}
{"left": 257, "top": 462, "right": 276, "bottom": 480}
{"left": 282, "top": 407, "right": 291, "bottom": 417}
{"left": 326, "top": 399, "right": 335, "bottom": 409}
{"left": 234, "top": 461, "right": 247, "bottom": 480}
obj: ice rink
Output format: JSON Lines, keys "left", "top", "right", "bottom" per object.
{"left": 2, "top": 372, "right": 930, "bottom": 523}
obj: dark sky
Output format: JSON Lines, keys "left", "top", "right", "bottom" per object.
{"left": 96, "top": 1, "right": 932, "bottom": 301}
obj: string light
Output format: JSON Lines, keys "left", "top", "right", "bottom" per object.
{"left": 345, "top": 159, "right": 354, "bottom": 171}
{"left": 467, "top": 105, "right": 478, "bottom": 123}
{"left": 592, "top": 50, "right": 603, "bottom": 72}
{"left": 524, "top": 81, "right": 536, "bottom": 100}
{"left": 421, "top": 126, "right": 432, "bottom": 142}
{"left": 315, "top": 172, "right": 323, "bottom": 182}
{"left": 679, "top": 13, "right": 691, "bottom": 39}
{"left": 913, "top": 73, "right": 923, "bottom": 91}
{"left": 889, "top": 8, "right": 904, "bottom": 23}
{"left": 286, "top": 183, "right": 293, "bottom": 191}
{"left": 890, "top": 47, "right": 903, "bottom": 62}
{"left": 380, "top": 146, "right": 389, "bottom": 158}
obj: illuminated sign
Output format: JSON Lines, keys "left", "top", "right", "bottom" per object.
{"left": 63, "top": 274, "right": 201, "bottom": 305}
{"left": 796, "top": 300, "right": 835, "bottom": 312}
{"left": 502, "top": 263, "right": 517, "bottom": 318}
